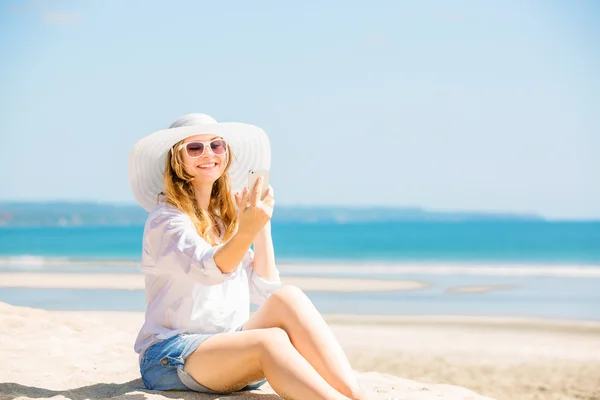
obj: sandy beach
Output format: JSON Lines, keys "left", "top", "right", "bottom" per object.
{"left": 1, "top": 262, "right": 599, "bottom": 399}
{"left": 1, "top": 297, "right": 599, "bottom": 400}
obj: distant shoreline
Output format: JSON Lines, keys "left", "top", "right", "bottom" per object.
{"left": 3, "top": 219, "right": 600, "bottom": 228}
{"left": 0, "top": 201, "right": 557, "bottom": 227}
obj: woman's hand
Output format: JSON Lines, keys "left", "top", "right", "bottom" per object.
{"left": 234, "top": 177, "right": 275, "bottom": 239}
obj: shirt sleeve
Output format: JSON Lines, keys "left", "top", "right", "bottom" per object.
{"left": 141, "top": 206, "right": 241, "bottom": 286}
{"left": 244, "top": 248, "right": 283, "bottom": 306}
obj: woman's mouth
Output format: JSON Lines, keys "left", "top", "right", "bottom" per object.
{"left": 197, "top": 162, "right": 217, "bottom": 170}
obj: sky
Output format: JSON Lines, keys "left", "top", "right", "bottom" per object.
{"left": 0, "top": 0, "right": 598, "bottom": 219}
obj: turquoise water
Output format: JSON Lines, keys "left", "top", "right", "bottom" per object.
{"left": 1, "top": 221, "right": 599, "bottom": 264}
{"left": 2, "top": 221, "right": 599, "bottom": 320}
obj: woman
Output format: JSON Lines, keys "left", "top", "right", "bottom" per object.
{"left": 128, "top": 114, "right": 368, "bottom": 399}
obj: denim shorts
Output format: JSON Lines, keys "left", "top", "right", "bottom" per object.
{"left": 140, "top": 324, "right": 267, "bottom": 393}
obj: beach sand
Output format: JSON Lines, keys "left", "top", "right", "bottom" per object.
{"left": 1, "top": 300, "right": 599, "bottom": 400}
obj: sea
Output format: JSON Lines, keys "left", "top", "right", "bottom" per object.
{"left": 1, "top": 221, "right": 599, "bottom": 320}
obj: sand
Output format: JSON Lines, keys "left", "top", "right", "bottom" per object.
{"left": 0, "top": 272, "right": 426, "bottom": 292}
{"left": 2, "top": 301, "right": 600, "bottom": 400}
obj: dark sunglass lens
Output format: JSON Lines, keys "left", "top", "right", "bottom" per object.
{"left": 186, "top": 142, "right": 205, "bottom": 157}
{"left": 211, "top": 140, "right": 227, "bottom": 154}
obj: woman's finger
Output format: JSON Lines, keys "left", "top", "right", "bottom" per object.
{"left": 262, "top": 193, "right": 275, "bottom": 208}
{"left": 240, "top": 187, "right": 249, "bottom": 210}
{"left": 235, "top": 192, "right": 245, "bottom": 210}
{"left": 262, "top": 185, "right": 274, "bottom": 201}
{"left": 250, "top": 176, "right": 263, "bottom": 206}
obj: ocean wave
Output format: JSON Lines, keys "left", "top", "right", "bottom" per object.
{"left": 0, "top": 256, "right": 139, "bottom": 267}
{"left": 278, "top": 264, "right": 600, "bottom": 278}
{"left": 2, "top": 256, "right": 68, "bottom": 267}
{"left": 1, "top": 256, "right": 600, "bottom": 277}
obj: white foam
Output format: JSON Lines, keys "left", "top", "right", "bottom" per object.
{"left": 1, "top": 256, "right": 599, "bottom": 277}
{"left": 4, "top": 256, "right": 58, "bottom": 266}
{"left": 0, "top": 256, "right": 137, "bottom": 268}
{"left": 278, "top": 263, "right": 600, "bottom": 278}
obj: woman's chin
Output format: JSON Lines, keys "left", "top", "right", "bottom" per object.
{"left": 194, "top": 173, "right": 222, "bottom": 185}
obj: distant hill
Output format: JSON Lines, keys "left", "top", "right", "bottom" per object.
{"left": 0, "top": 202, "right": 149, "bottom": 227}
{"left": 0, "top": 202, "right": 544, "bottom": 227}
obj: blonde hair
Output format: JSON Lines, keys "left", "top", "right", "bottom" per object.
{"left": 160, "top": 115, "right": 238, "bottom": 245}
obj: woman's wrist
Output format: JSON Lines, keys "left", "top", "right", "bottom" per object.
{"left": 255, "top": 222, "right": 272, "bottom": 241}
{"left": 262, "top": 221, "right": 272, "bottom": 233}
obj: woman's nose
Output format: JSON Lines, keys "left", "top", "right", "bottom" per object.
{"left": 201, "top": 146, "right": 215, "bottom": 157}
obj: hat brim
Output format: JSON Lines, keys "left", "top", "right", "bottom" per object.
{"left": 129, "top": 122, "right": 271, "bottom": 212}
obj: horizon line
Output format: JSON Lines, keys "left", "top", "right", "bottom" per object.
{"left": 3, "top": 199, "right": 600, "bottom": 222}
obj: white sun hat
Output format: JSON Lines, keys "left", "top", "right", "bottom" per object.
{"left": 128, "top": 113, "right": 271, "bottom": 212}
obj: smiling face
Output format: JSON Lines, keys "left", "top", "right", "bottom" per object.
{"left": 178, "top": 134, "right": 228, "bottom": 186}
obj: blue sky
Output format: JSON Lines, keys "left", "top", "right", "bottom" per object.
{"left": 1, "top": 0, "right": 598, "bottom": 219}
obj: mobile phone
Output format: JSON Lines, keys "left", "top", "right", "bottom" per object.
{"left": 248, "top": 169, "right": 270, "bottom": 193}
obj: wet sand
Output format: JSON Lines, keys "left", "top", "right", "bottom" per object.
{"left": 0, "top": 272, "right": 427, "bottom": 292}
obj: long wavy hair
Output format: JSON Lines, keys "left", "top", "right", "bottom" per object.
{"left": 160, "top": 114, "right": 238, "bottom": 246}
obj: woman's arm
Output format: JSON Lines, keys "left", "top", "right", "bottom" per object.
{"left": 142, "top": 206, "right": 251, "bottom": 286}
{"left": 213, "top": 229, "right": 255, "bottom": 273}
{"left": 232, "top": 181, "right": 277, "bottom": 280}
{"left": 251, "top": 221, "right": 279, "bottom": 281}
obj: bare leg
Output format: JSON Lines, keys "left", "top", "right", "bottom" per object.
{"left": 183, "top": 327, "right": 352, "bottom": 400}
{"left": 243, "top": 285, "right": 368, "bottom": 400}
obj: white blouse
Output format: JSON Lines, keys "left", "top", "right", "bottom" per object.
{"left": 134, "top": 203, "right": 282, "bottom": 358}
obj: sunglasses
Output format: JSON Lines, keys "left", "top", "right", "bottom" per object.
{"left": 176, "top": 139, "right": 228, "bottom": 158}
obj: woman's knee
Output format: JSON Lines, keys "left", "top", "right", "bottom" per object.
{"left": 270, "top": 284, "right": 309, "bottom": 306}
{"left": 256, "top": 327, "right": 290, "bottom": 349}
{"left": 261, "top": 327, "right": 289, "bottom": 342}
